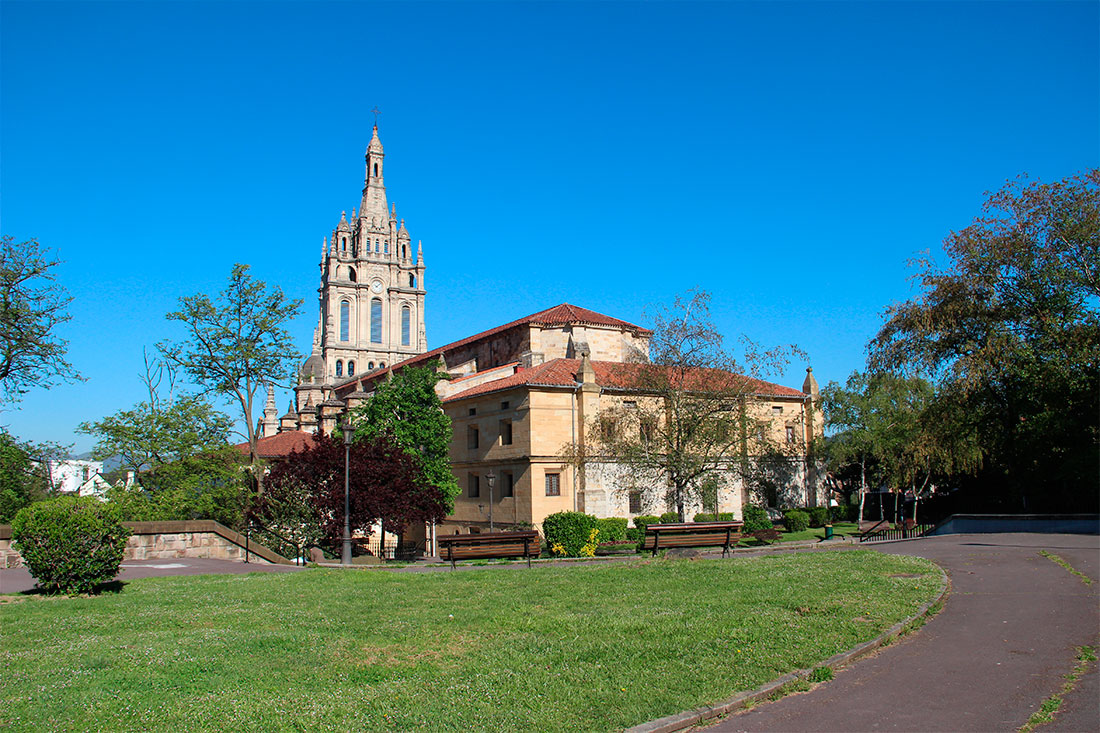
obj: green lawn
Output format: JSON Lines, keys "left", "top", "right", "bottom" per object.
{"left": 2, "top": 550, "right": 940, "bottom": 732}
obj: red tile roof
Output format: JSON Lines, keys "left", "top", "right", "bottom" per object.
{"left": 443, "top": 359, "right": 807, "bottom": 402}
{"left": 333, "top": 303, "right": 652, "bottom": 395}
{"left": 235, "top": 431, "right": 316, "bottom": 459}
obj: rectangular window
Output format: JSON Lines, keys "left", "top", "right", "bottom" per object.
{"left": 467, "top": 426, "right": 479, "bottom": 450}
{"left": 499, "top": 419, "right": 513, "bottom": 446}
{"left": 401, "top": 306, "right": 411, "bottom": 346}
{"left": 786, "top": 426, "right": 796, "bottom": 444}
{"left": 545, "top": 473, "right": 560, "bottom": 497}
{"left": 340, "top": 301, "right": 350, "bottom": 342}
{"left": 640, "top": 417, "right": 655, "bottom": 445}
{"left": 370, "top": 298, "right": 383, "bottom": 343}
{"left": 468, "top": 408, "right": 476, "bottom": 416}
{"left": 623, "top": 400, "right": 637, "bottom": 409}
{"left": 468, "top": 474, "right": 480, "bottom": 498}
{"left": 772, "top": 405, "right": 783, "bottom": 415}
{"left": 600, "top": 418, "right": 616, "bottom": 443}
{"left": 501, "top": 401, "right": 510, "bottom": 410}
{"left": 629, "top": 491, "right": 642, "bottom": 514}
{"left": 502, "top": 471, "right": 514, "bottom": 498}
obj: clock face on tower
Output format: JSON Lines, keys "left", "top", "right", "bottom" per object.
{"left": 371, "top": 280, "right": 383, "bottom": 294}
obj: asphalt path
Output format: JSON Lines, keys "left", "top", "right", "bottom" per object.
{"left": 709, "top": 533, "right": 1100, "bottom": 733}
{"left": 0, "top": 557, "right": 303, "bottom": 594}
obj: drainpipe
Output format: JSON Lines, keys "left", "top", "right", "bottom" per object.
{"left": 571, "top": 384, "right": 579, "bottom": 513}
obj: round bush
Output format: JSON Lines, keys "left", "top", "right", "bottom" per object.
{"left": 633, "top": 515, "right": 659, "bottom": 531}
{"left": 783, "top": 509, "right": 811, "bottom": 533}
{"left": 595, "top": 517, "right": 627, "bottom": 541}
{"left": 542, "top": 511, "right": 600, "bottom": 557}
{"left": 659, "top": 511, "right": 680, "bottom": 523}
{"left": 741, "top": 504, "right": 773, "bottom": 532}
{"left": 693, "top": 513, "right": 716, "bottom": 522}
{"left": 11, "top": 496, "right": 131, "bottom": 594}
{"left": 808, "top": 507, "right": 829, "bottom": 528}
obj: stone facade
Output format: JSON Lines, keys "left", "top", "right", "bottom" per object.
{"left": 281, "top": 127, "right": 428, "bottom": 436}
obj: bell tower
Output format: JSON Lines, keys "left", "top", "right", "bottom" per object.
{"left": 297, "top": 126, "right": 427, "bottom": 406}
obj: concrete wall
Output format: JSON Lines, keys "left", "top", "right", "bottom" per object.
{"left": 929, "top": 514, "right": 1100, "bottom": 536}
{"left": 0, "top": 520, "right": 291, "bottom": 569}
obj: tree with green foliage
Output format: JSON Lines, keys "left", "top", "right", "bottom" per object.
{"left": 78, "top": 352, "right": 232, "bottom": 490}
{"left": 348, "top": 361, "right": 460, "bottom": 512}
{"left": 0, "top": 236, "right": 80, "bottom": 404}
{"left": 158, "top": 264, "right": 302, "bottom": 492}
{"left": 823, "top": 371, "right": 981, "bottom": 523}
{"left": 870, "top": 170, "right": 1099, "bottom": 511}
{"left": 0, "top": 431, "right": 53, "bottom": 522}
{"left": 575, "top": 290, "right": 802, "bottom": 521}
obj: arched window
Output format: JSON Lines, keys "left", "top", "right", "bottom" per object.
{"left": 401, "top": 306, "right": 411, "bottom": 346}
{"left": 380, "top": 362, "right": 386, "bottom": 368}
{"left": 370, "top": 298, "right": 382, "bottom": 343}
{"left": 384, "top": 241, "right": 389, "bottom": 254}
{"left": 402, "top": 244, "right": 407, "bottom": 259}
{"left": 373, "top": 163, "right": 378, "bottom": 177}
{"left": 335, "top": 360, "right": 343, "bottom": 377}
{"left": 368, "top": 361, "right": 375, "bottom": 370}
{"left": 348, "top": 267, "right": 356, "bottom": 282}
{"left": 341, "top": 236, "right": 346, "bottom": 251}
{"left": 347, "top": 360, "right": 355, "bottom": 376}
{"left": 410, "top": 274, "right": 417, "bottom": 289}
{"left": 340, "top": 301, "right": 350, "bottom": 342}
{"left": 374, "top": 239, "right": 380, "bottom": 253}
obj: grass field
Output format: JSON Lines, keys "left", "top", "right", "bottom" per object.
{"left": 2, "top": 550, "right": 940, "bottom": 732}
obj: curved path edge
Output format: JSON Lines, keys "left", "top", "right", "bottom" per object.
{"left": 625, "top": 564, "right": 951, "bottom": 733}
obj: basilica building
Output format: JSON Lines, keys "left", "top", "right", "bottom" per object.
{"left": 257, "top": 129, "right": 824, "bottom": 555}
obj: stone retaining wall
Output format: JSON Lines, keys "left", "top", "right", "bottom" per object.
{"left": 0, "top": 520, "right": 291, "bottom": 568}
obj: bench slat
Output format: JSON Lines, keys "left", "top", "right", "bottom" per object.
{"left": 643, "top": 521, "right": 744, "bottom": 556}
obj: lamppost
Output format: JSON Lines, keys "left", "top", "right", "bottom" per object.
{"left": 485, "top": 470, "right": 496, "bottom": 532}
{"left": 342, "top": 420, "right": 353, "bottom": 566}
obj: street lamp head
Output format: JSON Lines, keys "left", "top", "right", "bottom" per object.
{"left": 486, "top": 470, "right": 496, "bottom": 489}
{"left": 342, "top": 420, "right": 354, "bottom": 446}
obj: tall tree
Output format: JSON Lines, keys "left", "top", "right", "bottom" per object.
{"left": 78, "top": 352, "right": 232, "bottom": 489}
{"left": 578, "top": 290, "right": 803, "bottom": 521}
{"left": 348, "top": 361, "right": 460, "bottom": 512}
{"left": 823, "top": 372, "right": 980, "bottom": 524}
{"left": 0, "top": 236, "right": 80, "bottom": 404}
{"left": 255, "top": 433, "right": 448, "bottom": 556}
{"left": 870, "top": 170, "right": 1099, "bottom": 510}
{"left": 158, "top": 264, "right": 302, "bottom": 491}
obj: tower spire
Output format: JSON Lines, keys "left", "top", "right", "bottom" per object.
{"left": 360, "top": 126, "right": 388, "bottom": 223}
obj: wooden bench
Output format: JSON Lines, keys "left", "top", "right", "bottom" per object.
{"left": 437, "top": 530, "right": 541, "bottom": 569}
{"left": 642, "top": 521, "right": 744, "bottom": 557}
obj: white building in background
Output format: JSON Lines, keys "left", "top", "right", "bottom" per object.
{"left": 47, "top": 459, "right": 111, "bottom": 498}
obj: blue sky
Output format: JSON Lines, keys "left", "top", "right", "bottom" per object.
{"left": 2, "top": 1, "right": 1097, "bottom": 454}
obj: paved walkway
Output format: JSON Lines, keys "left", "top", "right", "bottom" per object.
{"left": 0, "top": 557, "right": 303, "bottom": 594}
{"left": 708, "top": 533, "right": 1100, "bottom": 732}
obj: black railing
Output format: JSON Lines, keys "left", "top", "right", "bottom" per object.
{"left": 859, "top": 522, "right": 934, "bottom": 543}
{"left": 246, "top": 521, "right": 305, "bottom": 565}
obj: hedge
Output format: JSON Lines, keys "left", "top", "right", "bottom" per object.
{"left": 742, "top": 504, "right": 773, "bottom": 532}
{"left": 595, "top": 517, "right": 628, "bottom": 541}
{"left": 808, "top": 507, "right": 829, "bottom": 528}
{"left": 11, "top": 496, "right": 131, "bottom": 595}
{"left": 783, "top": 509, "right": 811, "bottom": 532}
{"left": 542, "top": 512, "right": 600, "bottom": 557}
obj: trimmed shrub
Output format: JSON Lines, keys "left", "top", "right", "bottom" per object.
{"left": 783, "top": 509, "right": 811, "bottom": 533}
{"left": 11, "top": 496, "right": 131, "bottom": 595}
{"left": 624, "top": 527, "right": 641, "bottom": 542}
{"left": 595, "top": 517, "right": 627, "bottom": 541}
{"left": 694, "top": 513, "right": 716, "bottom": 522}
{"left": 716, "top": 512, "right": 735, "bottom": 521}
{"left": 543, "top": 511, "right": 600, "bottom": 557}
{"left": 742, "top": 504, "right": 772, "bottom": 532}
{"left": 808, "top": 507, "right": 829, "bottom": 528}
{"left": 659, "top": 512, "right": 680, "bottom": 523}
{"left": 633, "top": 515, "right": 660, "bottom": 532}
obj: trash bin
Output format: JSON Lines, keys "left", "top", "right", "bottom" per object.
{"left": 824, "top": 524, "right": 834, "bottom": 540}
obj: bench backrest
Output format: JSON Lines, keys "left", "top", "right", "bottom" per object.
{"left": 438, "top": 531, "right": 541, "bottom": 558}
{"left": 645, "top": 521, "right": 744, "bottom": 533}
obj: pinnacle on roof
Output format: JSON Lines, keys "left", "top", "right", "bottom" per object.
{"left": 398, "top": 219, "right": 409, "bottom": 238}
{"left": 337, "top": 211, "right": 350, "bottom": 232}
{"left": 368, "top": 125, "right": 384, "bottom": 153}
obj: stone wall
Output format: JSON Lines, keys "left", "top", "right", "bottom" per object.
{"left": 0, "top": 520, "right": 291, "bottom": 569}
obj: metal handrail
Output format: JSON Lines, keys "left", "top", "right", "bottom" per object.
{"left": 246, "top": 520, "right": 305, "bottom": 565}
{"left": 859, "top": 522, "right": 934, "bottom": 543}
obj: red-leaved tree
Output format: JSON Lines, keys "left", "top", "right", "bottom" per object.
{"left": 252, "top": 433, "right": 448, "bottom": 554}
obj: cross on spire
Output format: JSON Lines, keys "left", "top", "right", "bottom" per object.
{"left": 371, "top": 106, "right": 381, "bottom": 127}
